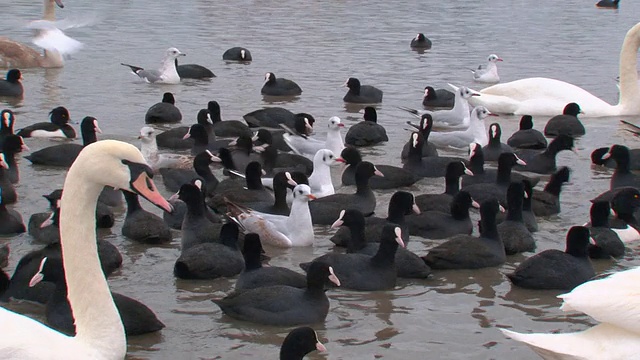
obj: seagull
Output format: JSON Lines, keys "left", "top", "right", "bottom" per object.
{"left": 398, "top": 84, "right": 480, "bottom": 129}
{"left": 121, "top": 47, "right": 186, "bottom": 84}
{"left": 283, "top": 116, "right": 345, "bottom": 160}
{"left": 471, "top": 54, "right": 502, "bottom": 83}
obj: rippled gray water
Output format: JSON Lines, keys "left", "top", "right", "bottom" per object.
{"left": 2, "top": 0, "right": 640, "bottom": 359}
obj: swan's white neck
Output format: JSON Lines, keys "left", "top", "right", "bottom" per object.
{"left": 40, "top": 0, "right": 64, "bottom": 68}
{"left": 60, "top": 163, "right": 126, "bottom": 356}
{"left": 618, "top": 22, "right": 640, "bottom": 113}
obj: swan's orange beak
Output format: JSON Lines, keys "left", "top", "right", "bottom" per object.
{"left": 130, "top": 172, "right": 173, "bottom": 213}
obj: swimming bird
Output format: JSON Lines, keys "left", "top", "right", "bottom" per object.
{"left": 482, "top": 123, "right": 513, "bottom": 161}
{"left": 329, "top": 208, "right": 431, "bottom": 279}
{"left": 501, "top": 265, "right": 640, "bottom": 360}
{"left": 138, "top": 126, "right": 191, "bottom": 172}
{"left": 330, "top": 191, "right": 419, "bottom": 247}
{"left": 341, "top": 147, "right": 418, "bottom": 189}
{"left": 401, "top": 113, "right": 438, "bottom": 159}
{"left": 402, "top": 132, "right": 466, "bottom": 178}
{"left": 399, "top": 85, "right": 480, "bottom": 129}
{"left": 531, "top": 166, "right": 571, "bottom": 217}
{"left": 300, "top": 224, "right": 404, "bottom": 291}
{"left": 261, "top": 72, "right": 302, "bottom": 96}
{"left": 308, "top": 161, "right": 382, "bottom": 225}
{"left": 226, "top": 184, "right": 316, "bottom": 247}
{"left": 405, "top": 190, "right": 477, "bottom": 239}
{"left": 423, "top": 199, "right": 505, "bottom": 269}
{"left": 175, "top": 59, "right": 215, "bottom": 79}
{"left": 343, "top": 77, "right": 383, "bottom": 104}
{"left": 515, "top": 134, "right": 576, "bottom": 174}
{"left": 428, "top": 106, "right": 495, "bottom": 149}
{"left": 462, "top": 152, "right": 527, "bottom": 206}
{"left": 0, "top": 153, "right": 16, "bottom": 204}
{"left": 471, "top": 54, "right": 502, "bottom": 83}
{"left": 222, "top": 47, "right": 252, "bottom": 61}
{"left": 0, "top": 0, "right": 82, "bottom": 69}
{"left": 17, "top": 106, "right": 75, "bottom": 139}
{"left": 0, "top": 139, "right": 173, "bottom": 359}
{"left": 521, "top": 180, "right": 539, "bottom": 233}
{"left": 121, "top": 191, "right": 172, "bottom": 244}
{"left": 2, "top": 134, "right": 29, "bottom": 183}
{"left": 235, "top": 233, "right": 307, "bottom": 290}
{"left": 422, "top": 86, "right": 455, "bottom": 108}
{"left": 29, "top": 256, "right": 165, "bottom": 336}
{"left": 0, "top": 109, "right": 16, "bottom": 148}
{"left": 308, "top": 149, "right": 342, "bottom": 198}
{"left": 601, "top": 144, "right": 640, "bottom": 190}
{"left": 25, "top": 116, "right": 100, "bottom": 167}
{"left": 212, "top": 261, "right": 340, "bottom": 326}
{"left": 410, "top": 33, "right": 432, "bottom": 49}
{"left": 283, "top": 116, "right": 345, "bottom": 160}
{"left": 469, "top": 22, "right": 640, "bottom": 116}
{"left": 587, "top": 201, "right": 626, "bottom": 259}
{"left": 591, "top": 145, "right": 640, "bottom": 170}
{"left": 0, "top": 187, "right": 25, "bottom": 235}
{"left": 345, "top": 107, "right": 388, "bottom": 147}
{"left": 174, "top": 222, "right": 244, "bottom": 280}
{"left": 206, "top": 100, "right": 252, "bottom": 138}
{"left": 507, "top": 226, "right": 594, "bottom": 290}
{"left": 280, "top": 327, "right": 327, "bottom": 359}
{"left": 154, "top": 109, "right": 215, "bottom": 150}
{"left": 172, "top": 183, "right": 223, "bottom": 251}
{"left": 506, "top": 115, "right": 547, "bottom": 150}
{"left": 596, "top": 0, "right": 620, "bottom": 8}
{"left": 543, "top": 102, "right": 586, "bottom": 137}
{"left": 145, "top": 92, "right": 182, "bottom": 123}
{"left": 0, "top": 69, "right": 23, "bottom": 97}
{"left": 498, "top": 182, "right": 535, "bottom": 255}
{"left": 414, "top": 161, "right": 474, "bottom": 213}
{"left": 121, "top": 47, "right": 186, "bottom": 84}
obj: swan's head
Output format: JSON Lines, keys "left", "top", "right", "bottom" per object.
{"left": 328, "top": 116, "right": 344, "bottom": 130}
{"left": 487, "top": 54, "right": 503, "bottom": 63}
{"left": 138, "top": 126, "right": 155, "bottom": 142}
{"left": 165, "top": 48, "right": 185, "bottom": 60}
{"left": 72, "top": 140, "right": 172, "bottom": 213}
{"left": 53, "top": 0, "right": 64, "bottom": 9}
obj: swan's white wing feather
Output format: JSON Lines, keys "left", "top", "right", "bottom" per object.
{"left": 501, "top": 324, "right": 640, "bottom": 360}
{"left": 558, "top": 266, "right": 640, "bottom": 334}
{"left": 31, "top": 27, "right": 83, "bottom": 55}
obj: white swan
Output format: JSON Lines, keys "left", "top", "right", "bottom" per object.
{"left": 0, "top": 140, "right": 173, "bottom": 359}
{"left": 472, "top": 54, "right": 502, "bottom": 83}
{"left": 0, "top": 0, "right": 83, "bottom": 69}
{"left": 501, "top": 266, "right": 640, "bottom": 359}
{"left": 470, "top": 22, "right": 640, "bottom": 117}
